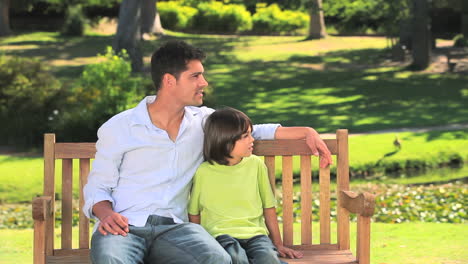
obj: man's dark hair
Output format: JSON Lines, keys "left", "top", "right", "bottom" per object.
{"left": 151, "top": 40, "right": 206, "bottom": 92}
{"left": 203, "top": 107, "right": 253, "bottom": 165}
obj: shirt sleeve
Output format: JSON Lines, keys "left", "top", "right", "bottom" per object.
{"left": 257, "top": 158, "right": 276, "bottom": 208}
{"left": 82, "top": 122, "right": 123, "bottom": 220}
{"left": 188, "top": 169, "right": 202, "bottom": 215}
{"left": 252, "top": 124, "right": 281, "bottom": 140}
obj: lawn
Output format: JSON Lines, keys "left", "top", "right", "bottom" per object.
{"left": 1, "top": 31, "right": 467, "bottom": 133}
{"left": 1, "top": 30, "right": 467, "bottom": 264}
{"left": 1, "top": 222, "right": 466, "bottom": 264}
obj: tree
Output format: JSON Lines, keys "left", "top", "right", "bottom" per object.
{"left": 462, "top": 0, "right": 468, "bottom": 36}
{"left": 411, "top": 0, "right": 431, "bottom": 70}
{"left": 0, "top": 0, "right": 11, "bottom": 36}
{"left": 114, "top": 0, "right": 143, "bottom": 72}
{"left": 307, "top": 0, "right": 326, "bottom": 39}
{"left": 141, "top": 0, "right": 164, "bottom": 37}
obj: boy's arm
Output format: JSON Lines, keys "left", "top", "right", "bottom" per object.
{"left": 264, "top": 207, "right": 303, "bottom": 259}
{"left": 188, "top": 214, "right": 200, "bottom": 224}
{"left": 274, "top": 126, "right": 332, "bottom": 168}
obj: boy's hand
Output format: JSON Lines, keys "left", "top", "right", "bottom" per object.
{"left": 276, "top": 245, "right": 303, "bottom": 259}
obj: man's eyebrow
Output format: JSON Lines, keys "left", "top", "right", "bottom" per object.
{"left": 190, "top": 71, "right": 204, "bottom": 76}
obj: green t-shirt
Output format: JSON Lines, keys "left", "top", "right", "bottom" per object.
{"left": 188, "top": 155, "right": 276, "bottom": 239}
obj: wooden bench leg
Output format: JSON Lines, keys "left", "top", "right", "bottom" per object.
{"left": 357, "top": 215, "right": 371, "bottom": 264}
{"left": 33, "top": 196, "right": 53, "bottom": 264}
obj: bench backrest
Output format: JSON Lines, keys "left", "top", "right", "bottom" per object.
{"left": 41, "top": 129, "right": 350, "bottom": 256}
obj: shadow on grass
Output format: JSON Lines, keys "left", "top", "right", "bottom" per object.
{"left": 2, "top": 33, "right": 467, "bottom": 137}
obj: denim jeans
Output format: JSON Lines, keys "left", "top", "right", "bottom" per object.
{"left": 90, "top": 215, "right": 231, "bottom": 264}
{"left": 215, "top": 234, "right": 288, "bottom": 264}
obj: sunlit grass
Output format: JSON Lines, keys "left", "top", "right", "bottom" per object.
{"left": 1, "top": 222, "right": 466, "bottom": 264}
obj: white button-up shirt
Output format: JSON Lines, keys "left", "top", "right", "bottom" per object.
{"left": 83, "top": 96, "right": 280, "bottom": 227}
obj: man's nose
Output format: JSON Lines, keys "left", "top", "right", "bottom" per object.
{"left": 200, "top": 76, "right": 208, "bottom": 87}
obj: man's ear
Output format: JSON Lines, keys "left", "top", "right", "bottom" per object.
{"left": 163, "top": 73, "right": 176, "bottom": 87}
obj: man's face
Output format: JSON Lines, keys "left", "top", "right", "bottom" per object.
{"left": 173, "top": 60, "right": 208, "bottom": 106}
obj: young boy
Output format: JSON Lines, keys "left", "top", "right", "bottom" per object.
{"left": 188, "top": 107, "right": 303, "bottom": 264}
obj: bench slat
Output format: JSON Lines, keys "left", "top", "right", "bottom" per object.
{"left": 79, "top": 159, "right": 90, "bottom": 249}
{"left": 254, "top": 139, "right": 337, "bottom": 156}
{"left": 319, "top": 157, "right": 331, "bottom": 244}
{"left": 282, "top": 156, "right": 294, "bottom": 246}
{"left": 264, "top": 156, "right": 276, "bottom": 195}
{"left": 61, "top": 159, "right": 73, "bottom": 250}
{"left": 336, "top": 130, "right": 350, "bottom": 250}
{"left": 44, "top": 134, "right": 56, "bottom": 257}
{"left": 55, "top": 143, "right": 96, "bottom": 159}
{"left": 300, "top": 155, "right": 312, "bottom": 245}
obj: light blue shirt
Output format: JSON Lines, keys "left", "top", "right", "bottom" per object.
{"left": 83, "top": 96, "right": 280, "bottom": 227}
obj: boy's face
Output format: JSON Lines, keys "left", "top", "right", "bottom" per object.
{"left": 173, "top": 60, "right": 208, "bottom": 106}
{"left": 230, "top": 127, "right": 254, "bottom": 160}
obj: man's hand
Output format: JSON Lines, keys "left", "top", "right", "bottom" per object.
{"left": 98, "top": 212, "right": 129, "bottom": 236}
{"left": 93, "top": 200, "right": 129, "bottom": 236}
{"left": 305, "top": 128, "right": 332, "bottom": 168}
{"left": 276, "top": 245, "right": 303, "bottom": 259}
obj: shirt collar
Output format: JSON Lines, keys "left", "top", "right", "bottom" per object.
{"left": 130, "top": 96, "right": 156, "bottom": 128}
{"left": 130, "top": 96, "right": 200, "bottom": 128}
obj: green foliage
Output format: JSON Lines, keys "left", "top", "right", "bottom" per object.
{"left": 252, "top": 4, "right": 308, "bottom": 34}
{"left": 158, "top": 1, "right": 198, "bottom": 30}
{"left": 323, "top": 0, "right": 411, "bottom": 35}
{"left": 0, "top": 55, "right": 61, "bottom": 147}
{"left": 275, "top": 182, "right": 467, "bottom": 224}
{"left": 192, "top": 1, "right": 253, "bottom": 33}
{"left": 375, "top": 182, "right": 467, "bottom": 223}
{"left": 62, "top": 5, "right": 88, "bottom": 36}
{"left": 52, "top": 47, "right": 144, "bottom": 141}
{"left": 453, "top": 34, "right": 468, "bottom": 47}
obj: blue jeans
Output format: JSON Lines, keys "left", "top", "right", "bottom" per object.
{"left": 216, "top": 234, "right": 287, "bottom": 264}
{"left": 90, "top": 215, "right": 231, "bottom": 264}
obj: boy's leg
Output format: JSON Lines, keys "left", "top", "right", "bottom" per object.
{"left": 90, "top": 230, "right": 147, "bottom": 264}
{"left": 216, "top": 235, "right": 250, "bottom": 264}
{"left": 146, "top": 223, "right": 231, "bottom": 264}
{"left": 243, "top": 235, "right": 282, "bottom": 264}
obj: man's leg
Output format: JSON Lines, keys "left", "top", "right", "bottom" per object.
{"left": 216, "top": 235, "right": 249, "bottom": 264}
{"left": 146, "top": 223, "right": 231, "bottom": 264}
{"left": 243, "top": 235, "right": 282, "bottom": 264}
{"left": 90, "top": 230, "right": 147, "bottom": 264}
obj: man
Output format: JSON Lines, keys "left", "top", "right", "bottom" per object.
{"left": 83, "top": 40, "right": 332, "bottom": 264}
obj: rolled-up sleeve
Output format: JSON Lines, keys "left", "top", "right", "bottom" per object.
{"left": 82, "top": 123, "right": 123, "bottom": 219}
{"left": 252, "top": 124, "right": 281, "bottom": 140}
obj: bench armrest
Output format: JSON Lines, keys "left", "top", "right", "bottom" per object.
{"left": 33, "top": 196, "right": 53, "bottom": 221}
{"left": 339, "top": 190, "right": 376, "bottom": 217}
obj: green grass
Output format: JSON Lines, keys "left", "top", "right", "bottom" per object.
{"left": 1, "top": 222, "right": 466, "bottom": 264}
{"left": 1, "top": 31, "right": 467, "bottom": 133}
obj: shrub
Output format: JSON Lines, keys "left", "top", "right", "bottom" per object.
{"left": 158, "top": 1, "right": 198, "bottom": 30}
{"left": 0, "top": 55, "right": 61, "bottom": 147}
{"left": 52, "top": 47, "right": 145, "bottom": 141}
{"left": 453, "top": 34, "right": 468, "bottom": 47}
{"left": 62, "top": 5, "right": 87, "bottom": 36}
{"left": 252, "top": 4, "right": 308, "bottom": 34}
{"left": 192, "top": 1, "right": 252, "bottom": 33}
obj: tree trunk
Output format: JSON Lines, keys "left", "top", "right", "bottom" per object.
{"left": 114, "top": 0, "right": 143, "bottom": 72}
{"left": 141, "top": 0, "right": 164, "bottom": 36}
{"left": 411, "top": 0, "right": 431, "bottom": 70}
{"left": 462, "top": 0, "right": 468, "bottom": 36}
{"left": 308, "top": 0, "right": 326, "bottom": 39}
{"left": 0, "top": 0, "right": 11, "bottom": 36}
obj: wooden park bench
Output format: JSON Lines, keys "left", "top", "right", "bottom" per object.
{"left": 33, "top": 129, "right": 376, "bottom": 264}
{"left": 446, "top": 47, "right": 468, "bottom": 72}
